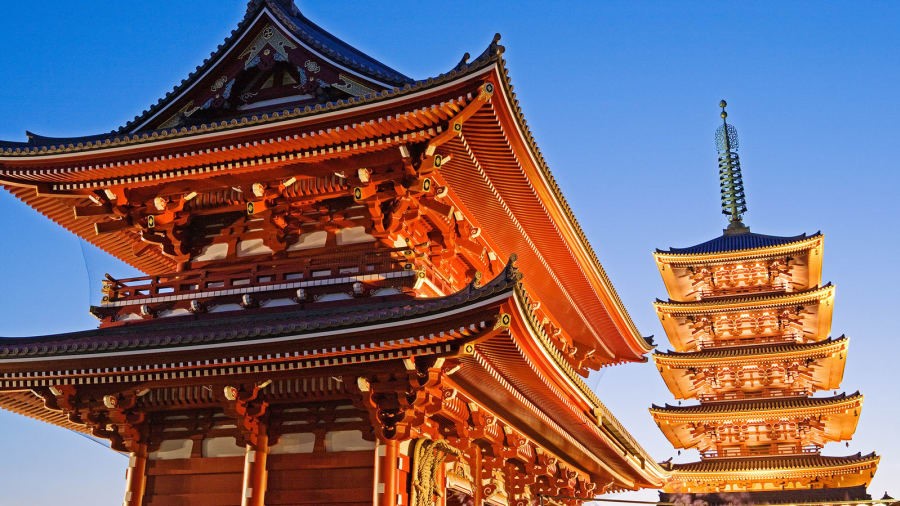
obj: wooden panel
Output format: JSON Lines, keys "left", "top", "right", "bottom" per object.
{"left": 266, "top": 451, "right": 374, "bottom": 505}
{"left": 144, "top": 456, "right": 243, "bottom": 506}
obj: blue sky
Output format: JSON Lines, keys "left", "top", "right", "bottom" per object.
{"left": 0, "top": 1, "right": 897, "bottom": 503}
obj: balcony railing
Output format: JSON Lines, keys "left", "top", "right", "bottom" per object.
{"left": 697, "top": 388, "right": 809, "bottom": 402}
{"left": 101, "top": 246, "right": 413, "bottom": 305}
{"left": 697, "top": 332, "right": 802, "bottom": 350}
{"left": 699, "top": 445, "right": 820, "bottom": 459}
{"left": 698, "top": 281, "right": 788, "bottom": 300}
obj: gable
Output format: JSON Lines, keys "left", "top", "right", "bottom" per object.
{"left": 133, "top": 5, "right": 407, "bottom": 133}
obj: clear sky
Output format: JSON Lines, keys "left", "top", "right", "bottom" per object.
{"left": 0, "top": 1, "right": 897, "bottom": 503}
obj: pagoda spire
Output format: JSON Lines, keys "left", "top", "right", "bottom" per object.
{"left": 716, "top": 100, "right": 750, "bottom": 235}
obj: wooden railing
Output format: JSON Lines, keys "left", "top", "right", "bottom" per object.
{"left": 101, "top": 246, "right": 411, "bottom": 304}
{"left": 697, "top": 332, "right": 802, "bottom": 350}
{"left": 699, "top": 281, "right": 788, "bottom": 300}
{"left": 698, "top": 388, "right": 809, "bottom": 402}
{"left": 700, "top": 445, "right": 820, "bottom": 459}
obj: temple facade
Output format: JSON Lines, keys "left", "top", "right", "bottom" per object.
{"left": 0, "top": 1, "right": 666, "bottom": 505}
{"left": 650, "top": 102, "right": 879, "bottom": 504}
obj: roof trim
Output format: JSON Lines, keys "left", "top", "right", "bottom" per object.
{"left": 653, "top": 336, "right": 848, "bottom": 366}
{"left": 655, "top": 284, "right": 835, "bottom": 315}
{"left": 650, "top": 391, "right": 862, "bottom": 418}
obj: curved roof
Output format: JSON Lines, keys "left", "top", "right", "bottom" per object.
{"left": 0, "top": 262, "right": 515, "bottom": 361}
{"left": 658, "top": 231, "right": 821, "bottom": 255}
{"left": 665, "top": 452, "right": 879, "bottom": 473}
{"left": 655, "top": 283, "right": 834, "bottom": 314}
{"left": 651, "top": 391, "right": 861, "bottom": 415}
{"left": 654, "top": 335, "right": 848, "bottom": 363}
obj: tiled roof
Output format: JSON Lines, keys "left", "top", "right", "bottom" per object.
{"left": 658, "top": 231, "right": 820, "bottom": 255}
{"left": 0, "top": 262, "right": 518, "bottom": 360}
{"left": 655, "top": 284, "right": 833, "bottom": 312}
{"left": 651, "top": 391, "right": 861, "bottom": 414}
{"left": 655, "top": 336, "right": 847, "bottom": 361}
{"left": 664, "top": 452, "right": 878, "bottom": 473}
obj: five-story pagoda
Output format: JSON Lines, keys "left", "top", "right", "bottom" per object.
{"left": 650, "top": 102, "right": 879, "bottom": 503}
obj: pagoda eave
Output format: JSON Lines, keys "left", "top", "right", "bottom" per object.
{"left": 654, "top": 233, "right": 823, "bottom": 266}
{"left": 663, "top": 453, "right": 880, "bottom": 492}
{"left": 655, "top": 284, "right": 835, "bottom": 315}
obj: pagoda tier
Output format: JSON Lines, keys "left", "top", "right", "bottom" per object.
{"left": 656, "top": 285, "right": 835, "bottom": 352}
{"left": 650, "top": 392, "right": 863, "bottom": 456}
{"left": 655, "top": 336, "right": 849, "bottom": 400}
{"left": 650, "top": 101, "right": 878, "bottom": 501}
{"left": 655, "top": 232, "right": 823, "bottom": 302}
{"left": 662, "top": 453, "right": 880, "bottom": 493}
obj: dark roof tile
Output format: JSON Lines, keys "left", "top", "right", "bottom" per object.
{"left": 658, "top": 231, "right": 821, "bottom": 255}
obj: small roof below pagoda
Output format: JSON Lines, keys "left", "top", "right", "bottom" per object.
{"left": 658, "top": 231, "right": 820, "bottom": 255}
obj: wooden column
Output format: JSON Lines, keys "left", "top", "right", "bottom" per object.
{"left": 122, "top": 443, "right": 148, "bottom": 506}
{"left": 381, "top": 439, "right": 399, "bottom": 506}
{"left": 241, "top": 432, "right": 270, "bottom": 506}
{"left": 472, "top": 445, "right": 483, "bottom": 506}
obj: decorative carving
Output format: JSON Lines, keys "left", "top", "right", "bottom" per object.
{"left": 221, "top": 383, "right": 269, "bottom": 448}
{"left": 410, "top": 438, "right": 460, "bottom": 506}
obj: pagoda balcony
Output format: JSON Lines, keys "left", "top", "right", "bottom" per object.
{"left": 697, "top": 388, "right": 809, "bottom": 402}
{"left": 699, "top": 445, "right": 821, "bottom": 460}
{"left": 697, "top": 332, "right": 802, "bottom": 350}
{"left": 91, "top": 247, "right": 447, "bottom": 325}
{"left": 697, "top": 280, "right": 788, "bottom": 300}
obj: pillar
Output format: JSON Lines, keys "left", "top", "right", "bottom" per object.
{"left": 122, "top": 442, "right": 148, "bottom": 506}
{"left": 241, "top": 432, "right": 269, "bottom": 506}
{"left": 381, "top": 438, "right": 400, "bottom": 506}
{"left": 473, "top": 445, "right": 483, "bottom": 506}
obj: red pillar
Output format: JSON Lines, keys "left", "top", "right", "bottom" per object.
{"left": 241, "top": 433, "right": 269, "bottom": 506}
{"left": 123, "top": 443, "right": 148, "bottom": 506}
{"left": 381, "top": 439, "right": 400, "bottom": 506}
{"left": 473, "top": 446, "right": 483, "bottom": 506}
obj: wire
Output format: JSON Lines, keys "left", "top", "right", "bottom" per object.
{"left": 70, "top": 429, "right": 129, "bottom": 458}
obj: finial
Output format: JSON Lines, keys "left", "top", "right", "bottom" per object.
{"left": 715, "top": 99, "right": 749, "bottom": 235}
